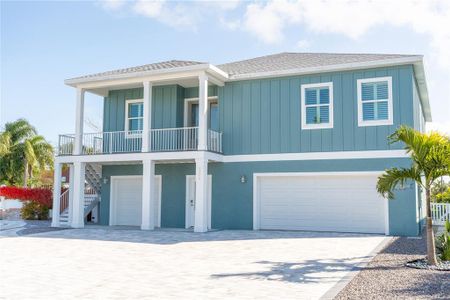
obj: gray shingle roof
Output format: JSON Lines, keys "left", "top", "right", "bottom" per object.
{"left": 218, "top": 52, "right": 421, "bottom": 77}
{"left": 70, "top": 60, "right": 206, "bottom": 81}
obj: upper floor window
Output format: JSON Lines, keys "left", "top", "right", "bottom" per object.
{"left": 357, "top": 77, "right": 393, "bottom": 126}
{"left": 301, "top": 82, "right": 333, "bottom": 130}
{"left": 125, "top": 99, "right": 143, "bottom": 132}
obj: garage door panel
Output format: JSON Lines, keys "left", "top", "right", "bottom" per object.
{"left": 112, "top": 176, "right": 161, "bottom": 227}
{"left": 258, "top": 174, "right": 385, "bottom": 234}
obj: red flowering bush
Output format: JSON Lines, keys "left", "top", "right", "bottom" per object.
{"left": 0, "top": 186, "right": 54, "bottom": 220}
{"left": 0, "top": 186, "right": 53, "bottom": 208}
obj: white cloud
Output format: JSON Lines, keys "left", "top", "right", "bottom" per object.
{"left": 99, "top": 0, "right": 127, "bottom": 11}
{"left": 241, "top": 0, "right": 450, "bottom": 68}
{"left": 133, "top": 0, "right": 197, "bottom": 29}
{"left": 296, "top": 39, "right": 310, "bottom": 50}
{"left": 243, "top": 1, "right": 302, "bottom": 44}
{"left": 99, "top": 0, "right": 242, "bottom": 31}
{"left": 220, "top": 17, "right": 241, "bottom": 31}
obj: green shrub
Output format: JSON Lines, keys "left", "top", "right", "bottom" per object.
{"left": 20, "top": 201, "right": 49, "bottom": 220}
{"left": 436, "top": 220, "right": 450, "bottom": 261}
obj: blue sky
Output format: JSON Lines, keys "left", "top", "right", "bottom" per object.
{"left": 1, "top": 0, "right": 449, "bottom": 146}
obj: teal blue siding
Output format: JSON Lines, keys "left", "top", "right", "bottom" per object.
{"left": 209, "top": 158, "right": 418, "bottom": 236}
{"left": 99, "top": 164, "right": 142, "bottom": 225}
{"left": 103, "top": 85, "right": 185, "bottom": 132}
{"left": 100, "top": 157, "right": 419, "bottom": 236}
{"left": 100, "top": 164, "right": 195, "bottom": 228}
{"left": 219, "top": 65, "right": 415, "bottom": 155}
{"left": 103, "top": 66, "right": 416, "bottom": 155}
{"left": 184, "top": 86, "right": 218, "bottom": 98}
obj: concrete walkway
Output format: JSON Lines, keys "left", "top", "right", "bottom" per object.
{"left": 0, "top": 229, "right": 388, "bottom": 299}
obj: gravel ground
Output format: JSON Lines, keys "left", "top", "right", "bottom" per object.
{"left": 336, "top": 232, "right": 450, "bottom": 299}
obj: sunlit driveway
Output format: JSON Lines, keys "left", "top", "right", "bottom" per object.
{"left": 0, "top": 228, "right": 388, "bottom": 299}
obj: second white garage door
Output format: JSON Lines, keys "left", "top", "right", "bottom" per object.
{"left": 255, "top": 173, "right": 387, "bottom": 234}
{"left": 110, "top": 176, "right": 161, "bottom": 227}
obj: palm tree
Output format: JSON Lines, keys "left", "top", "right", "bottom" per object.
{"left": 0, "top": 119, "right": 54, "bottom": 186}
{"left": 377, "top": 126, "right": 450, "bottom": 265}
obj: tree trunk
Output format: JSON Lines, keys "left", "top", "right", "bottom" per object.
{"left": 23, "top": 160, "right": 28, "bottom": 187}
{"left": 425, "top": 187, "right": 438, "bottom": 265}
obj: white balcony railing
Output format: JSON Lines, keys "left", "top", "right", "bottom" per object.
{"left": 58, "top": 134, "right": 75, "bottom": 155}
{"left": 208, "top": 129, "right": 223, "bottom": 153}
{"left": 58, "top": 127, "right": 223, "bottom": 155}
{"left": 151, "top": 127, "right": 198, "bottom": 152}
{"left": 431, "top": 203, "right": 450, "bottom": 225}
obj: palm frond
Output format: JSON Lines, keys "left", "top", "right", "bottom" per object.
{"left": 377, "top": 167, "right": 422, "bottom": 199}
{"left": 0, "top": 132, "right": 11, "bottom": 155}
{"left": 4, "top": 119, "right": 37, "bottom": 144}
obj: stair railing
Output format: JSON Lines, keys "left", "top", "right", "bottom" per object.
{"left": 60, "top": 189, "right": 69, "bottom": 214}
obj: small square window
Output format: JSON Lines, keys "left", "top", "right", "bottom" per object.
{"left": 357, "top": 77, "right": 393, "bottom": 126}
{"left": 301, "top": 82, "right": 333, "bottom": 129}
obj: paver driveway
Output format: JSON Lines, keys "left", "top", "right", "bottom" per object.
{"left": 0, "top": 228, "right": 388, "bottom": 299}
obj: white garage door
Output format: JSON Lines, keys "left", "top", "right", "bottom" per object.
{"left": 256, "top": 174, "right": 386, "bottom": 234}
{"left": 110, "top": 176, "right": 161, "bottom": 227}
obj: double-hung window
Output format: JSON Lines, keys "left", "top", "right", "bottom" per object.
{"left": 125, "top": 99, "right": 144, "bottom": 134}
{"left": 357, "top": 77, "right": 393, "bottom": 126}
{"left": 301, "top": 82, "right": 333, "bottom": 129}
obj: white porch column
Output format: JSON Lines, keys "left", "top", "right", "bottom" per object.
{"left": 51, "top": 162, "right": 62, "bottom": 227}
{"left": 74, "top": 87, "right": 85, "bottom": 155}
{"left": 198, "top": 74, "right": 208, "bottom": 151}
{"left": 194, "top": 157, "right": 208, "bottom": 232}
{"left": 71, "top": 162, "right": 85, "bottom": 228}
{"left": 141, "top": 159, "right": 156, "bottom": 230}
{"left": 68, "top": 164, "right": 74, "bottom": 226}
{"left": 142, "top": 81, "right": 153, "bottom": 152}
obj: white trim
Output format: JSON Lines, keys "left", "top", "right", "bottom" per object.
{"left": 186, "top": 175, "right": 212, "bottom": 230}
{"left": 357, "top": 76, "right": 393, "bottom": 127}
{"left": 222, "top": 149, "right": 408, "bottom": 163}
{"left": 183, "top": 96, "right": 218, "bottom": 127}
{"left": 124, "top": 99, "right": 144, "bottom": 135}
{"left": 252, "top": 171, "right": 389, "bottom": 235}
{"left": 55, "top": 149, "right": 408, "bottom": 164}
{"left": 301, "top": 82, "right": 334, "bottom": 130}
{"left": 74, "top": 88, "right": 85, "bottom": 155}
{"left": 109, "top": 175, "right": 162, "bottom": 227}
{"left": 65, "top": 64, "right": 228, "bottom": 87}
{"left": 51, "top": 163, "right": 62, "bottom": 227}
{"left": 142, "top": 82, "right": 152, "bottom": 152}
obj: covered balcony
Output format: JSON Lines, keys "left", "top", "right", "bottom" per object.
{"left": 58, "top": 127, "right": 222, "bottom": 155}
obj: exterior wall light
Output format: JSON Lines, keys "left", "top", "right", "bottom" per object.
{"left": 240, "top": 175, "right": 247, "bottom": 183}
{"left": 103, "top": 177, "right": 109, "bottom": 184}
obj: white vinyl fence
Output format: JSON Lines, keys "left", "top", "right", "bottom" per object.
{"left": 431, "top": 203, "right": 450, "bottom": 225}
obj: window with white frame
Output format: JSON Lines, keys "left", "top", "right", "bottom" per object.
{"left": 125, "top": 99, "right": 143, "bottom": 132}
{"left": 357, "top": 77, "right": 393, "bottom": 126}
{"left": 301, "top": 82, "right": 333, "bottom": 129}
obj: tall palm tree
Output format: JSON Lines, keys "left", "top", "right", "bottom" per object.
{"left": 377, "top": 126, "right": 450, "bottom": 265}
{"left": 0, "top": 119, "right": 54, "bottom": 186}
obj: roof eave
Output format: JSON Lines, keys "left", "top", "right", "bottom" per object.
{"left": 64, "top": 63, "right": 228, "bottom": 87}
{"left": 412, "top": 60, "right": 432, "bottom": 122}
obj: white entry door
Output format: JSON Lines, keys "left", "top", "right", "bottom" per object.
{"left": 255, "top": 173, "right": 388, "bottom": 234}
{"left": 110, "top": 175, "right": 162, "bottom": 227}
{"left": 185, "top": 175, "right": 212, "bottom": 229}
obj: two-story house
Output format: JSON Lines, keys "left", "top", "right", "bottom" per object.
{"left": 52, "top": 52, "right": 431, "bottom": 236}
